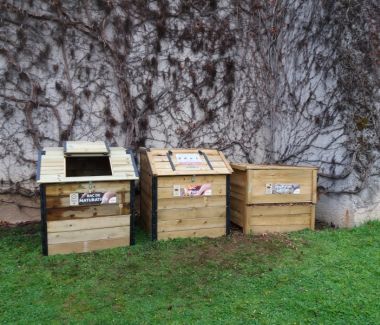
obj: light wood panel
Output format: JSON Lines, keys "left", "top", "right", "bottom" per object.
{"left": 48, "top": 226, "right": 130, "bottom": 244}
{"left": 158, "top": 206, "right": 226, "bottom": 221}
{"left": 47, "top": 204, "right": 130, "bottom": 221}
{"left": 140, "top": 148, "right": 232, "bottom": 176}
{"left": 157, "top": 175, "right": 226, "bottom": 187}
{"left": 248, "top": 224, "right": 311, "bottom": 234}
{"left": 157, "top": 227, "right": 226, "bottom": 240}
{"left": 48, "top": 237, "right": 130, "bottom": 255}
{"left": 157, "top": 196, "right": 226, "bottom": 210}
{"left": 247, "top": 169, "right": 314, "bottom": 204}
{"left": 46, "top": 182, "right": 130, "bottom": 196}
{"left": 47, "top": 215, "right": 130, "bottom": 232}
{"left": 46, "top": 192, "right": 128, "bottom": 209}
{"left": 157, "top": 183, "right": 226, "bottom": 199}
{"left": 158, "top": 216, "right": 225, "bottom": 232}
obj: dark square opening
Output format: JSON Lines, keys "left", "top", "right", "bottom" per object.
{"left": 65, "top": 156, "right": 112, "bottom": 177}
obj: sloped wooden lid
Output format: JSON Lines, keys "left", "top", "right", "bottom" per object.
{"left": 37, "top": 145, "right": 139, "bottom": 183}
{"left": 141, "top": 148, "right": 232, "bottom": 176}
{"left": 231, "top": 163, "right": 318, "bottom": 171}
{"left": 64, "top": 141, "right": 109, "bottom": 155}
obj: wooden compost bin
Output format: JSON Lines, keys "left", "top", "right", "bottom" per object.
{"left": 139, "top": 148, "right": 233, "bottom": 240}
{"left": 37, "top": 141, "right": 139, "bottom": 255}
{"left": 230, "top": 164, "right": 318, "bottom": 234}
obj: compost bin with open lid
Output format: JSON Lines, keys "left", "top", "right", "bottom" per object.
{"left": 37, "top": 141, "right": 138, "bottom": 255}
{"left": 139, "top": 148, "right": 232, "bottom": 240}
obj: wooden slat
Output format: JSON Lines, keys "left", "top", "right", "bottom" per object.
{"left": 157, "top": 196, "right": 226, "bottom": 210}
{"left": 248, "top": 204, "right": 312, "bottom": 216}
{"left": 157, "top": 183, "right": 226, "bottom": 199}
{"left": 157, "top": 175, "right": 226, "bottom": 187}
{"left": 47, "top": 204, "right": 130, "bottom": 221}
{"left": 158, "top": 206, "right": 226, "bottom": 221}
{"left": 158, "top": 216, "right": 225, "bottom": 232}
{"left": 47, "top": 215, "right": 130, "bottom": 232}
{"left": 65, "top": 141, "right": 108, "bottom": 154}
{"left": 48, "top": 237, "right": 130, "bottom": 255}
{"left": 250, "top": 214, "right": 311, "bottom": 226}
{"left": 46, "top": 192, "right": 129, "bottom": 209}
{"left": 157, "top": 227, "right": 226, "bottom": 240}
{"left": 231, "top": 163, "right": 318, "bottom": 171}
{"left": 48, "top": 226, "right": 130, "bottom": 244}
{"left": 231, "top": 209, "right": 244, "bottom": 227}
{"left": 249, "top": 224, "right": 310, "bottom": 234}
{"left": 45, "top": 182, "right": 131, "bottom": 196}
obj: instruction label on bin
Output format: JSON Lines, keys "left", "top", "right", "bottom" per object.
{"left": 265, "top": 184, "right": 300, "bottom": 195}
{"left": 69, "top": 192, "right": 117, "bottom": 206}
{"left": 173, "top": 184, "right": 212, "bottom": 197}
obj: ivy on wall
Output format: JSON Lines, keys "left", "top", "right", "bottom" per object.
{"left": 0, "top": 0, "right": 379, "bottom": 198}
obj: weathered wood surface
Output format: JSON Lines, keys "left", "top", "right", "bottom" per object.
{"left": 46, "top": 182, "right": 131, "bottom": 196}
{"left": 48, "top": 237, "right": 130, "bottom": 255}
{"left": 47, "top": 215, "right": 130, "bottom": 232}
{"left": 157, "top": 227, "right": 226, "bottom": 240}
{"left": 47, "top": 204, "right": 130, "bottom": 221}
{"left": 48, "top": 225, "right": 130, "bottom": 245}
{"left": 139, "top": 148, "right": 232, "bottom": 176}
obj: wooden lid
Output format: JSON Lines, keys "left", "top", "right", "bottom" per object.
{"left": 37, "top": 144, "right": 139, "bottom": 183}
{"left": 230, "top": 163, "right": 318, "bottom": 171}
{"left": 141, "top": 148, "right": 232, "bottom": 176}
{"left": 64, "top": 141, "right": 109, "bottom": 155}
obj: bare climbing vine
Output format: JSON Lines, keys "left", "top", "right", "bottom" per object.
{"left": 0, "top": 0, "right": 379, "bottom": 199}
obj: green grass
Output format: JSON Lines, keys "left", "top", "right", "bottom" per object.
{"left": 0, "top": 222, "right": 379, "bottom": 324}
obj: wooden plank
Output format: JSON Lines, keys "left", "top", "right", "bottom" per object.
{"left": 249, "top": 224, "right": 310, "bottom": 234}
{"left": 157, "top": 196, "right": 226, "bottom": 210}
{"left": 47, "top": 204, "right": 130, "bottom": 221}
{"left": 310, "top": 204, "right": 316, "bottom": 230}
{"left": 48, "top": 237, "right": 130, "bottom": 255}
{"left": 65, "top": 141, "right": 108, "bottom": 154}
{"left": 157, "top": 227, "right": 226, "bottom": 240}
{"left": 248, "top": 204, "right": 312, "bottom": 216}
{"left": 157, "top": 175, "right": 226, "bottom": 187}
{"left": 47, "top": 215, "right": 130, "bottom": 232}
{"left": 247, "top": 169, "right": 314, "bottom": 204}
{"left": 250, "top": 214, "right": 311, "bottom": 226}
{"left": 48, "top": 226, "right": 130, "bottom": 244}
{"left": 158, "top": 206, "right": 226, "bottom": 221}
{"left": 158, "top": 216, "right": 225, "bottom": 232}
{"left": 45, "top": 181, "right": 131, "bottom": 196}
{"left": 46, "top": 192, "right": 129, "bottom": 208}
{"left": 153, "top": 155, "right": 224, "bottom": 162}
{"left": 218, "top": 151, "right": 233, "bottom": 173}
{"left": 230, "top": 189, "right": 245, "bottom": 202}
{"left": 312, "top": 169, "right": 318, "bottom": 204}
{"left": 150, "top": 148, "right": 220, "bottom": 155}
{"left": 231, "top": 209, "right": 244, "bottom": 227}
{"left": 157, "top": 183, "right": 226, "bottom": 199}
{"left": 231, "top": 163, "right": 318, "bottom": 170}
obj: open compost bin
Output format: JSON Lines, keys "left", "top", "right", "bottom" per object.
{"left": 37, "top": 141, "right": 138, "bottom": 255}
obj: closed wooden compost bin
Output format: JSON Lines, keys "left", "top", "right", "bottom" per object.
{"left": 139, "top": 148, "right": 233, "bottom": 240}
{"left": 37, "top": 141, "right": 139, "bottom": 255}
{"left": 230, "top": 164, "right": 318, "bottom": 234}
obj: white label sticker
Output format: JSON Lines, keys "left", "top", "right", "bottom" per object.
{"left": 172, "top": 184, "right": 212, "bottom": 197}
{"left": 266, "top": 184, "right": 301, "bottom": 194}
{"left": 175, "top": 153, "right": 202, "bottom": 164}
{"left": 69, "top": 193, "right": 79, "bottom": 206}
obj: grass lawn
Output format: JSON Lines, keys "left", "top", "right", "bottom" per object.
{"left": 0, "top": 222, "right": 379, "bottom": 324}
